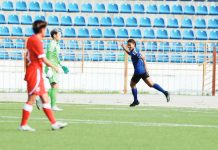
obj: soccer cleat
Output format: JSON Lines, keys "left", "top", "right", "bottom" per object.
{"left": 36, "top": 97, "right": 42, "bottom": 110}
{"left": 52, "top": 106, "right": 63, "bottom": 111}
{"left": 164, "top": 91, "right": 170, "bottom": 103}
{"left": 18, "top": 125, "right": 36, "bottom": 132}
{"left": 51, "top": 121, "right": 68, "bottom": 130}
{"left": 130, "top": 101, "right": 140, "bottom": 107}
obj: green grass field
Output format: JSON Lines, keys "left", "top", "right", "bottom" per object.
{"left": 1, "top": 102, "right": 218, "bottom": 150}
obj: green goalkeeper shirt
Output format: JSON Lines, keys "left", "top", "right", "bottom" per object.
{"left": 46, "top": 40, "right": 61, "bottom": 67}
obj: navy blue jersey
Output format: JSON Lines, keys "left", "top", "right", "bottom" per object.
{"left": 129, "top": 50, "right": 146, "bottom": 75}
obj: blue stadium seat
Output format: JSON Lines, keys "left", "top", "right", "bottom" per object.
{"left": 2, "top": 1, "right": 13, "bottom": 11}
{"left": 11, "top": 26, "right": 23, "bottom": 36}
{"left": 55, "top": 2, "right": 66, "bottom": 12}
{"left": 184, "top": 42, "right": 196, "bottom": 52}
{"left": 171, "top": 54, "right": 182, "bottom": 63}
{"left": 0, "top": 14, "right": 6, "bottom": 24}
{"left": 63, "top": 53, "right": 75, "bottom": 61}
{"left": 21, "top": 15, "right": 32, "bottom": 25}
{"left": 196, "top": 43, "right": 206, "bottom": 52}
{"left": 106, "top": 41, "right": 118, "bottom": 50}
{"left": 170, "top": 29, "right": 181, "bottom": 39}
{"left": 0, "top": 50, "right": 9, "bottom": 59}
{"left": 130, "top": 29, "right": 142, "bottom": 38}
{"left": 61, "top": 16, "right": 72, "bottom": 26}
{"left": 29, "top": 1, "right": 40, "bottom": 11}
{"left": 117, "top": 28, "right": 129, "bottom": 38}
{"left": 208, "top": 19, "right": 218, "bottom": 28}
{"left": 94, "top": 3, "right": 106, "bottom": 13}
{"left": 208, "top": 43, "right": 218, "bottom": 52}
{"left": 91, "top": 28, "right": 102, "bottom": 38}
{"left": 158, "top": 42, "right": 170, "bottom": 52}
{"left": 183, "top": 30, "right": 194, "bottom": 40}
{"left": 181, "top": 18, "right": 192, "bottom": 28}
{"left": 107, "top": 3, "right": 119, "bottom": 13}
{"left": 196, "top": 5, "right": 208, "bottom": 15}
{"left": 209, "top": 5, "right": 218, "bottom": 15}
{"left": 78, "top": 28, "right": 89, "bottom": 38}
{"left": 84, "top": 40, "right": 92, "bottom": 50}
{"left": 25, "top": 27, "right": 34, "bottom": 36}
{"left": 42, "top": 1, "right": 53, "bottom": 12}
{"left": 35, "top": 15, "right": 45, "bottom": 21}
{"left": 113, "top": 17, "right": 124, "bottom": 27}
{"left": 88, "top": 16, "right": 99, "bottom": 26}
{"left": 144, "top": 29, "right": 155, "bottom": 39}
{"left": 100, "top": 17, "right": 112, "bottom": 26}
{"left": 184, "top": 5, "right": 195, "bottom": 15}
{"left": 14, "top": 39, "right": 25, "bottom": 49}
{"left": 0, "top": 27, "right": 10, "bottom": 36}
{"left": 81, "top": 3, "right": 92, "bottom": 12}
{"left": 209, "top": 31, "right": 218, "bottom": 40}
{"left": 159, "top": 4, "right": 170, "bottom": 14}
{"left": 8, "top": 14, "right": 19, "bottom": 24}
{"left": 153, "top": 18, "right": 165, "bottom": 27}
{"left": 76, "top": 54, "right": 90, "bottom": 61}
{"left": 1, "top": 38, "right": 14, "bottom": 48}
{"left": 145, "top": 42, "right": 157, "bottom": 51}
{"left": 133, "top": 4, "right": 144, "bottom": 13}
{"left": 195, "top": 18, "right": 206, "bottom": 28}
{"left": 45, "top": 28, "right": 50, "bottom": 37}
{"left": 93, "top": 41, "right": 104, "bottom": 50}
{"left": 68, "top": 3, "right": 79, "bottom": 12}
{"left": 63, "top": 28, "right": 76, "bottom": 37}
{"left": 74, "top": 16, "right": 85, "bottom": 26}
{"left": 197, "top": 54, "right": 206, "bottom": 63}
{"left": 126, "top": 17, "right": 137, "bottom": 27}
{"left": 171, "top": 4, "right": 183, "bottom": 14}
{"left": 171, "top": 42, "right": 183, "bottom": 52}
{"left": 147, "top": 4, "right": 158, "bottom": 14}
{"left": 16, "top": 1, "right": 27, "bottom": 11}
{"left": 104, "top": 28, "right": 115, "bottom": 38}
{"left": 157, "top": 54, "right": 169, "bottom": 62}
{"left": 59, "top": 40, "right": 66, "bottom": 49}
{"left": 120, "top": 4, "right": 131, "bottom": 13}
{"left": 145, "top": 53, "right": 156, "bottom": 62}
{"left": 183, "top": 55, "right": 196, "bottom": 63}
{"left": 47, "top": 15, "right": 59, "bottom": 25}
{"left": 139, "top": 17, "right": 151, "bottom": 27}
{"left": 167, "top": 18, "right": 179, "bottom": 28}
{"left": 68, "top": 40, "right": 78, "bottom": 49}
{"left": 104, "top": 53, "right": 116, "bottom": 61}
{"left": 10, "top": 50, "right": 23, "bottom": 60}
{"left": 92, "top": 53, "right": 103, "bottom": 61}
{"left": 196, "top": 30, "right": 207, "bottom": 40}
{"left": 157, "top": 29, "right": 168, "bottom": 39}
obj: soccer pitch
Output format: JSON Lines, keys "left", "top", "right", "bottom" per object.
{"left": 1, "top": 103, "right": 218, "bottom": 150}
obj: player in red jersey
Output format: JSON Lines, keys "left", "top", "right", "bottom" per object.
{"left": 19, "top": 20, "right": 67, "bottom": 131}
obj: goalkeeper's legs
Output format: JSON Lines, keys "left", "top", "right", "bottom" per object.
{"left": 49, "top": 83, "right": 63, "bottom": 111}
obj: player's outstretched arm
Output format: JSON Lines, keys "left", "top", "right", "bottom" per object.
{"left": 121, "top": 44, "right": 130, "bottom": 54}
{"left": 42, "top": 57, "right": 59, "bottom": 73}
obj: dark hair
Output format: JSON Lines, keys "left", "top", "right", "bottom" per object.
{"left": 32, "top": 20, "right": 47, "bottom": 34}
{"left": 50, "top": 29, "right": 58, "bottom": 39}
{"left": 127, "top": 39, "right": 136, "bottom": 46}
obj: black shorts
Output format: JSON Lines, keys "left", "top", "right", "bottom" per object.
{"left": 131, "top": 72, "right": 150, "bottom": 84}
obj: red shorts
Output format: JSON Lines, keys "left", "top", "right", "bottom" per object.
{"left": 24, "top": 66, "right": 46, "bottom": 96}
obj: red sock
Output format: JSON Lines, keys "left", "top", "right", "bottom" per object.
{"left": 42, "top": 103, "right": 56, "bottom": 124}
{"left": 20, "top": 103, "right": 33, "bottom": 126}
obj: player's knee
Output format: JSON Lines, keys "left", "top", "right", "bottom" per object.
{"left": 148, "top": 83, "right": 154, "bottom": 88}
{"left": 130, "top": 83, "right": 135, "bottom": 88}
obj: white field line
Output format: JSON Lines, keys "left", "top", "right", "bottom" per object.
{"left": 1, "top": 116, "right": 218, "bottom": 128}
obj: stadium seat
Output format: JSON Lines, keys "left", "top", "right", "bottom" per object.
{"left": 139, "top": 17, "right": 151, "bottom": 27}
{"left": 181, "top": 18, "right": 192, "bottom": 28}
{"left": 133, "top": 4, "right": 144, "bottom": 13}
{"left": 184, "top": 5, "right": 195, "bottom": 15}
{"left": 144, "top": 29, "right": 155, "bottom": 39}
{"left": 158, "top": 42, "right": 170, "bottom": 52}
{"left": 147, "top": 4, "right": 158, "bottom": 14}
{"left": 120, "top": 4, "right": 131, "bottom": 13}
{"left": 47, "top": 15, "right": 59, "bottom": 25}
{"left": 10, "top": 50, "right": 23, "bottom": 60}
{"left": 159, "top": 4, "right": 170, "bottom": 14}
{"left": 68, "top": 3, "right": 79, "bottom": 12}
{"left": 195, "top": 18, "right": 206, "bottom": 28}
{"left": 59, "top": 40, "right": 66, "bottom": 49}
{"left": 208, "top": 19, "right": 218, "bottom": 28}
{"left": 0, "top": 26, "right": 10, "bottom": 36}
{"left": 157, "top": 29, "right": 168, "bottom": 39}
{"left": 84, "top": 40, "right": 92, "bottom": 50}
{"left": 2, "top": 1, "right": 14, "bottom": 11}
{"left": 126, "top": 17, "right": 138, "bottom": 27}
{"left": 209, "top": 31, "right": 218, "bottom": 40}
{"left": 45, "top": 28, "right": 50, "bottom": 37}
{"left": 0, "top": 38, "right": 14, "bottom": 48}
{"left": 0, "top": 14, "right": 6, "bottom": 24}
{"left": 209, "top": 5, "right": 218, "bottom": 15}
{"left": 196, "top": 30, "right": 207, "bottom": 40}
{"left": 104, "top": 53, "right": 116, "bottom": 61}
{"left": 29, "top": 1, "right": 40, "bottom": 11}
{"left": 92, "top": 53, "right": 103, "bottom": 61}
{"left": 8, "top": 14, "right": 19, "bottom": 24}
{"left": 16, "top": 1, "right": 27, "bottom": 11}
{"left": 208, "top": 43, "right": 218, "bottom": 52}
{"left": 104, "top": 28, "right": 116, "bottom": 38}
{"left": 91, "top": 28, "right": 102, "bottom": 38}
{"left": 170, "top": 29, "right": 181, "bottom": 39}
{"left": 130, "top": 29, "right": 142, "bottom": 38}
{"left": 171, "top": 4, "right": 183, "bottom": 14}
{"left": 171, "top": 54, "right": 182, "bottom": 63}
{"left": 171, "top": 42, "right": 183, "bottom": 52}
{"left": 197, "top": 54, "right": 206, "bottom": 63}
{"left": 167, "top": 18, "right": 179, "bottom": 28}
{"left": 145, "top": 42, "right": 157, "bottom": 51}
{"left": 157, "top": 54, "right": 169, "bottom": 62}
{"left": 76, "top": 54, "right": 90, "bottom": 61}
{"left": 0, "top": 50, "right": 9, "bottom": 59}
{"left": 145, "top": 53, "right": 156, "bottom": 62}
{"left": 42, "top": 1, "right": 53, "bottom": 12}
{"left": 55, "top": 2, "right": 66, "bottom": 12}
{"left": 117, "top": 28, "right": 129, "bottom": 38}
{"left": 196, "top": 43, "right": 206, "bottom": 52}
{"left": 25, "top": 27, "right": 34, "bottom": 36}
{"left": 196, "top": 5, "right": 208, "bottom": 15}
{"left": 88, "top": 16, "right": 99, "bottom": 26}
{"left": 93, "top": 41, "right": 104, "bottom": 50}
{"left": 14, "top": 39, "right": 25, "bottom": 49}
{"left": 35, "top": 15, "right": 45, "bottom": 21}
{"left": 184, "top": 42, "right": 196, "bottom": 52}
{"left": 21, "top": 15, "right": 32, "bottom": 25}
{"left": 78, "top": 28, "right": 89, "bottom": 38}
{"left": 153, "top": 18, "right": 165, "bottom": 27}
{"left": 63, "top": 53, "right": 75, "bottom": 61}
{"left": 74, "top": 16, "right": 85, "bottom": 26}
{"left": 117, "top": 53, "right": 125, "bottom": 61}
{"left": 183, "top": 55, "right": 196, "bottom": 63}
{"left": 81, "top": 3, "right": 92, "bottom": 12}
{"left": 183, "top": 30, "right": 194, "bottom": 40}
{"left": 107, "top": 3, "right": 119, "bottom": 13}
{"left": 100, "top": 17, "right": 112, "bottom": 26}
{"left": 94, "top": 3, "right": 106, "bottom": 13}
{"left": 61, "top": 16, "right": 72, "bottom": 26}
{"left": 11, "top": 26, "right": 23, "bottom": 36}
{"left": 68, "top": 40, "right": 79, "bottom": 49}
{"left": 106, "top": 41, "right": 118, "bottom": 50}
{"left": 63, "top": 28, "right": 76, "bottom": 37}
{"left": 113, "top": 17, "right": 124, "bottom": 27}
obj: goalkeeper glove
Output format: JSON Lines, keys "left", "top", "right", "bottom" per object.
{"left": 61, "top": 66, "right": 69, "bottom": 74}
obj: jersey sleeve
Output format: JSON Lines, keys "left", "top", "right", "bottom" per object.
{"left": 33, "top": 40, "right": 45, "bottom": 59}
